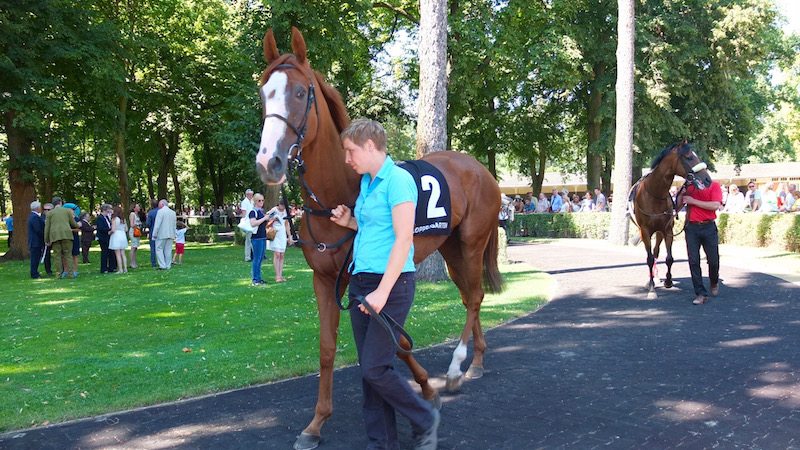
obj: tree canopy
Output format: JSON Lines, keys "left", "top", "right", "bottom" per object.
{"left": 2, "top": 0, "right": 797, "bottom": 257}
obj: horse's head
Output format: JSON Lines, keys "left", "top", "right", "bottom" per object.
{"left": 256, "top": 27, "right": 319, "bottom": 185}
{"left": 655, "top": 141, "right": 713, "bottom": 190}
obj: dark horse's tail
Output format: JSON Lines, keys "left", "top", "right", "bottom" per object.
{"left": 483, "top": 225, "right": 504, "bottom": 293}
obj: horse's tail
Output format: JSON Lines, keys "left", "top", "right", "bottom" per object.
{"left": 483, "top": 225, "right": 504, "bottom": 294}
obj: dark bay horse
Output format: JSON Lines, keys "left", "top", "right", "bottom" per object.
{"left": 255, "top": 28, "right": 503, "bottom": 450}
{"left": 629, "top": 141, "right": 712, "bottom": 299}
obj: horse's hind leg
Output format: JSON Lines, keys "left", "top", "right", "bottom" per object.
{"left": 465, "top": 311, "right": 486, "bottom": 380}
{"left": 663, "top": 230, "right": 675, "bottom": 288}
{"left": 440, "top": 239, "right": 486, "bottom": 391}
{"left": 396, "top": 335, "right": 441, "bottom": 409}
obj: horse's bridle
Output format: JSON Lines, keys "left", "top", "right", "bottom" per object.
{"left": 262, "top": 63, "right": 318, "bottom": 165}
{"left": 261, "top": 62, "right": 355, "bottom": 254}
{"left": 675, "top": 143, "right": 708, "bottom": 188}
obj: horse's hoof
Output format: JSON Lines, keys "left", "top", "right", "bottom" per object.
{"left": 664, "top": 279, "right": 673, "bottom": 288}
{"left": 294, "top": 432, "right": 320, "bottom": 450}
{"left": 428, "top": 391, "right": 443, "bottom": 410}
{"left": 647, "top": 291, "right": 657, "bottom": 300}
{"left": 445, "top": 374, "right": 464, "bottom": 392}
{"left": 465, "top": 364, "right": 484, "bottom": 380}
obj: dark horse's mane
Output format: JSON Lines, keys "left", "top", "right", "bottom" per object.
{"left": 650, "top": 141, "right": 691, "bottom": 170}
{"left": 259, "top": 54, "right": 350, "bottom": 134}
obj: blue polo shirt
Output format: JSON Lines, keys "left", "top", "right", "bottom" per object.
{"left": 352, "top": 155, "right": 417, "bottom": 275}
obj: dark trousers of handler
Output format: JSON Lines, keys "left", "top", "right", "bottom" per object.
{"left": 349, "top": 272, "right": 435, "bottom": 449}
{"left": 685, "top": 221, "right": 720, "bottom": 297}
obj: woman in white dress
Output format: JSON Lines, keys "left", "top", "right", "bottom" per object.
{"left": 266, "top": 202, "right": 294, "bottom": 282}
{"left": 109, "top": 205, "right": 129, "bottom": 274}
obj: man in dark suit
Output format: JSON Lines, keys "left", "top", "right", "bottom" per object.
{"left": 27, "top": 201, "right": 46, "bottom": 279}
{"left": 95, "top": 203, "right": 117, "bottom": 273}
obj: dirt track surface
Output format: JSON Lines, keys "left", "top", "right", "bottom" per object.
{"left": 2, "top": 240, "right": 799, "bottom": 449}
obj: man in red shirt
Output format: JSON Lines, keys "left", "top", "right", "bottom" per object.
{"left": 680, "top": 181, "right": 723, "bottom": 305}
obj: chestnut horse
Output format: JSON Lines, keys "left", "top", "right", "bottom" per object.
{"left": 255, "top": 28, "right": 503, "bottom": 449}
{"left": 629, "top": 141, "right": 712, "bottom": 299}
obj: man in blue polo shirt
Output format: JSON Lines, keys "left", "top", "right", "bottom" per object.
{"left": 331, "top": 118, "right": 439, "bottom": 450}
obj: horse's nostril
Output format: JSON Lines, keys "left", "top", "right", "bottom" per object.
{"left": 268, "top": 155, "right": 284, "bottom": 174}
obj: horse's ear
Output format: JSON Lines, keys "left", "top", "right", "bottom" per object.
{"left": 291, "top": 26, "right": 307, "bottom": 65}
{"left": 263, "top": 29, "right": 280, "bottom": 64}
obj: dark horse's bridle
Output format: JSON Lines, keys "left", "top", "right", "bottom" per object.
{"left": 261, "top": 62, "right": 413, "bottom": 354}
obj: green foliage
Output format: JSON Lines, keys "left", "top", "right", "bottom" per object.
{"left": 0, "top": 242, "right": 549, "bottom": 431}
{"left": 184, "top": 224, "right": 221, "bottom": 243}
{"left": 509, "top": 213, "right": 612, "bottom": 240}
{"left": 717, "top": 213, "right": 800, "bottom": 251}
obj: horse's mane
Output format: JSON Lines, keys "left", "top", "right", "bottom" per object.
{"left": 258, "top": 54, "right": 350, "bottom": 134}
{"left": 650, "top": 141, "right": 691, "bottom": 169}
{"left": 313, "top": 70, "right": 350, "bottom": 134}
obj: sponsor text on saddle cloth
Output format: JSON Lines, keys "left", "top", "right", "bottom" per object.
{"left": 396, "top": 160, "right": 452, "bottom": 236}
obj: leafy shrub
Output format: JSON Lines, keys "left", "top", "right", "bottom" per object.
{"left": 509, "top": 212, "right": 800, "bottom": 254}
{"left": 185, "top": 224, "right": 219, "bottom": 243}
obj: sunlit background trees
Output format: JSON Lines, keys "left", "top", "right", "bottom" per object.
{"left": 2, "top": 0, "right": 798, "bottom": 258}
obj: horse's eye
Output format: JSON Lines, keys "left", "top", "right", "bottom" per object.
{"left": 296, "top": 88, "right": 306, "bottom": 99}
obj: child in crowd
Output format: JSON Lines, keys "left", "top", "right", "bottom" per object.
{"left": 173, "top": 221, "right": 188, "bottom": 265}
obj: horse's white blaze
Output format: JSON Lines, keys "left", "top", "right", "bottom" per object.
{"left": 447, "top": 341, "right": 468, "bottom": 378}
{"left": 257, "top": 72, "right": 289, "bottom": 171}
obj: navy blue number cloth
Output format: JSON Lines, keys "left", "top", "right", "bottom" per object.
{"left": 396, "top": 159, "right": 452, "bottom": 236}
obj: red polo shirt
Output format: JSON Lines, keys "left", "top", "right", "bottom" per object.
{"left": 685, "top": 181, "right": 722, "bottom": 223}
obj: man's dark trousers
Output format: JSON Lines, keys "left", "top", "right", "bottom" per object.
{"left": 685, "top": 221, "right": 720, "bottom": 296}
{"left": 29, "top": 247, "right": 42, "bottom": 278}
{"left": 149, "top": 238, "right": 157, "bottom": 267}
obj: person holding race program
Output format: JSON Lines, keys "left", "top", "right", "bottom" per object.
{"left": 330, "top": 118, "right": 439, "bottom": 450}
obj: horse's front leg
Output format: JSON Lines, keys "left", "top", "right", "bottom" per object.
{"left": 295, "top": 274, "right": 340, "bottom": 450}
{"left": 642, "top": 230, "right": 657, "bottom": 299}
{"left": 663, "top": 230, "right": 675, "bottom": 288}
{"left": 396, "top": 335, "right": 441, "bottom": 409}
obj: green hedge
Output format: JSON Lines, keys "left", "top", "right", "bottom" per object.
{"left": 184, "top": 224, "right": 220, "bottom": 243}
{"left": 717, "top": 213, "right": 800, "bottom": 251}
{"left": 507, "top": 212, "right": 800, "bottom": 253}
{"left": 508, "top": 212, "right": 613, "bottom": 240}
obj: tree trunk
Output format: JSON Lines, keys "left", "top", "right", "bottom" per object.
{"left": 415, "top": 0, "right": 449, "bottom": 282}
{"left": 528, "top": 149, "right": 547, "bottom": 196}
{"left": 586, "top": 63, "right": 605, "bottom": 191}
{"left": 157, "top": 138, "right": 169, "bottom": 201}
{"left": 608, "top": 0, "right": 635, "bottom": 246}
{"left": 115, "top": 94, "right": 130, "bottom": 214}
{"left": 171, "top": 160, "right": 182, "bottom": 213}
{"left": 146, "top": 165, "right": 155, "bottom": 202}
{"left": 2, "top": 110, "right": 35, "bottom": 260}
{"left": 89, "top": 135, "right": 99, "bottom": 213}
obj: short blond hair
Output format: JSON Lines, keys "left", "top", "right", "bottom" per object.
{"left": 252, "top": 193, "right": 264, "bottom": 203}
{"left": 340, "top": 118, "right": 387, "bottom": 151}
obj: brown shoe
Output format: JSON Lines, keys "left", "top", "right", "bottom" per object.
{"left": 693, "top": 295, "right": 708, "bottom": 305}
{"left": 710, "top": 284, "right": 719, "bottom": 297}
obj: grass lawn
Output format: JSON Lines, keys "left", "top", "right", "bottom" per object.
{"left": 0, "top": 239, "right": 549, "bottom": 432}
